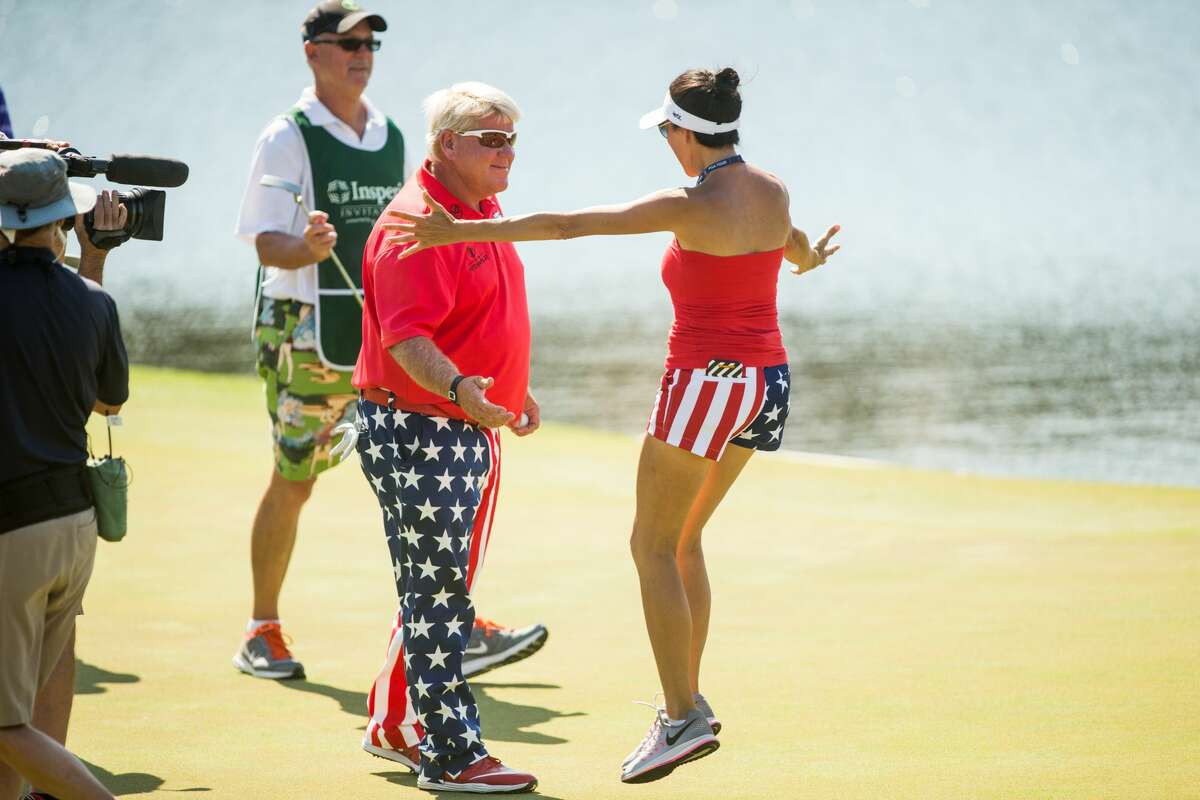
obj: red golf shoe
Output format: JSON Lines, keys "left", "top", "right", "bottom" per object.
{"left": 417, "top": 756, "right": 537, "bottom": 794}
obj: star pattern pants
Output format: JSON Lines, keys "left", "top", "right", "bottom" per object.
{"left": 356, "top": 397, "right": 502, "bottom": 780}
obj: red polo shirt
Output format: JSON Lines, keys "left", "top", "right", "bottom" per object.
{"left": 353, "top": 161, "right": 531, "bottom": 421}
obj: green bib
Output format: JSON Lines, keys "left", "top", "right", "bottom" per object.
{"left": 291, "top": 108, "right": 406, "bottom": 370}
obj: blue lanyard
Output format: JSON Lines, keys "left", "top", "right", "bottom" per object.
{"left": 696, "top": 154, "right": 744, "bottom": 185}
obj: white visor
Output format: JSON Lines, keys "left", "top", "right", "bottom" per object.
{"left": 638, "top": 92, "right": 740, "bottom": 135}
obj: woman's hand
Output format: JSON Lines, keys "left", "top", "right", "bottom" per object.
{"left": 811, "top": 224, "right": 841, "bottom": 267}
{"left": 787, "top": 224, "right": 841, "bottom": 275}
{"left": 381, "top": 189, "right": 463, "bottom": 259}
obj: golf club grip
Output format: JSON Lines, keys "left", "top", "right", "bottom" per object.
{"left": 328, "top": 251, "right": 365, "bottom": 308}
{"left": 295, "top": 197, "right": 362, "bottom": 307}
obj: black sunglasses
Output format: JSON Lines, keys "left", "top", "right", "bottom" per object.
{"left": 658, "top": 122, "right": 673, "bottom": 139}
{"left": 310, "top": 36, "right": 381, "bottom": 52}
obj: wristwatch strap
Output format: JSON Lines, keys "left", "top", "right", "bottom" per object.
{"left": 447, "top": 374, "right": 466, "bottom": 405}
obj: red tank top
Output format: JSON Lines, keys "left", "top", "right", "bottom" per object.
{"left": 661, "top": 238, "right": 788, "bottom": 369}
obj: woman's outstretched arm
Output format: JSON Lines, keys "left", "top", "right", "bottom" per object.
{"left": 382, "top": 188, "right": 689, "bottom": 258}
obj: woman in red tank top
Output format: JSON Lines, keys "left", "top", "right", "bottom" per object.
{"left": 383, "top": 67, "right": 840, "bottom": 783}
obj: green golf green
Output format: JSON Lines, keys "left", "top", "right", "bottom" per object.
{"left": 71, "top": 367, "right": 1199, "bottom": 798}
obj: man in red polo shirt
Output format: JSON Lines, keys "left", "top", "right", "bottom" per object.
{"left": 351, "top": 82, "right": 539, "bottom": 793}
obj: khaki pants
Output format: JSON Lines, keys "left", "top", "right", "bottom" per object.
{"left": 0, "top": 508, "right": 97, "bottom": 727}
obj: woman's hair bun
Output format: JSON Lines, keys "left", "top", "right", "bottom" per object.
{"left": 714, "top": 67, "right": 740, "bottom": 92}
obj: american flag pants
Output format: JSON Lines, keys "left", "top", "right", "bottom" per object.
{"left": 355, "top": 396, "right": 502, "bottom": 780}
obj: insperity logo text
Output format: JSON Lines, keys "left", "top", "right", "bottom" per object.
{"left": 327, "top": 179, "right": 401, "bottom": 206}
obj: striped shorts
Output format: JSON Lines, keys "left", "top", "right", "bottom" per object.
{"left": 647, "top": 362, "right": 791, "bottom": 461}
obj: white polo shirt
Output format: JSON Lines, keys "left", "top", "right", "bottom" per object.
{"left": 235, "top": 87, "right": 391, "bottom": 304}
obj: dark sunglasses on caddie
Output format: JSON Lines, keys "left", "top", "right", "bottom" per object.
{"left": 309, "top": 36, "right": 382, "bottom": 52}
{"left": 456, "top": 129, "right": 518, "bottom": 149}
{"left": 658, "top": 122, "right": 673, "bottom": 139}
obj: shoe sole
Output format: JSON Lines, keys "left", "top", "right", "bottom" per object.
{"left": 416, "top": 778, "right": 537, "bottom": 794}
{"left": 622, "top": 719, "right": 722, "bottom": 769}
{"left": 232, "top": 652, "right": 305, "bottom": 680}
{"left": 461, "top": 629, "right": 549, "bottom": 678}
{"left": 362, "top": 742, "right": 418, "bottom": 772}
{"left": 621, "top": 737, "right": 720, "bottom": 784}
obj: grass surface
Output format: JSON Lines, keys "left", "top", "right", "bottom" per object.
{"left": 71, "top": 366, "right": 1200, "bottom": 798}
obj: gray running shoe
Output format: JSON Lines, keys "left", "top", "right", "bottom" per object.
{"left": 462, "top": 618, "right": 548, "bottom": 678}
{"left": 694, "top": 692, "right": 722, "bottom": 734}
{"left": 622, "top": 695, "right": 717, "bottom": 768}
{"left": 232, "top": 622, "right": 305, "bottom": 680}
{"left": 620, "top": 705, "right": 718, "bottom": 784}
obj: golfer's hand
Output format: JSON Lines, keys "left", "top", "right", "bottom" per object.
{"left": 508, "top": 390, "right": 541, "bottom": 437}
{"left": 304, "top": 211, "right": 337, "bottom": 262}
{"left": 381, "top": 189, "right": 462, "bottom": 259}
{"left": 458, "top": 376, "right": 515, "bottom": 429}
{"left": 330, "top": 419, "right": 360, "bottom": 462}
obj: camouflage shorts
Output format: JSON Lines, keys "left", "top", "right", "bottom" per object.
{"left": 254, "top": 297, "right": 357, "bottom": 481}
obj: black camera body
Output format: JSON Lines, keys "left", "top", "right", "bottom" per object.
{"left": 0, "top": 140, "right": 187, "bottom": 249}
{"left": 84, "top": 187, "right": 166, "bottom": 249}
{"left": 59, "top": 149, "right": 186, "bottom": 249}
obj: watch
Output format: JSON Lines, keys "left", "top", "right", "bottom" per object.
{"left": 447, "top": 374, "right": 466, "bottom": 405}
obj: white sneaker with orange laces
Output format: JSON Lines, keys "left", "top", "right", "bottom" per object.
{"left": 232, "top": 622, "right": 305, "bottom": 680}
{"left": 461, "top": 618, "right": 548, "bottom": 678}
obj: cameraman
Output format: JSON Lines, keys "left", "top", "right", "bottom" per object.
{"left": 0, "top": 149, "right": 126, "bottom": 800}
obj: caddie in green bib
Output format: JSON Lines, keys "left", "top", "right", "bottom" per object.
{"left": 291, "top": 107, "right": 405, "bottom": 370}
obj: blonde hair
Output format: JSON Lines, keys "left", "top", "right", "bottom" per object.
{"left": 424, "top": 81, "right": 522, "bottom": 157}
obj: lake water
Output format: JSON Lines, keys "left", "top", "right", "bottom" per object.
{"left": 2, "top": 0, "right": 1197, "bottom": 486}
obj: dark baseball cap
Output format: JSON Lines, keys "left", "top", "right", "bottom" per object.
{"left": 302, "top": 0, "right": 386, "bottom": 40}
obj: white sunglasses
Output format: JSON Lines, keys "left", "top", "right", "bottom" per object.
{"left": 454, "top": 129, "right": 518, "bottom": 148}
